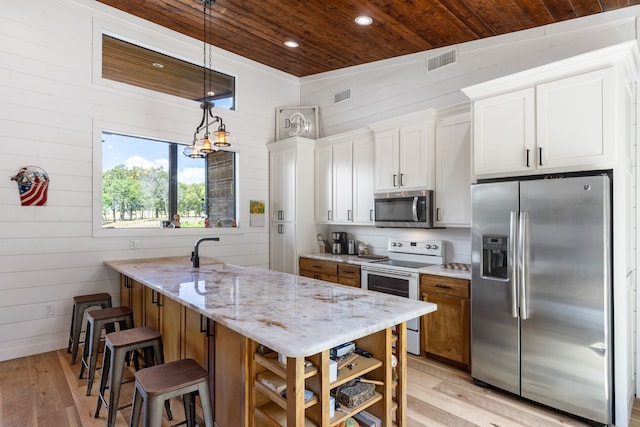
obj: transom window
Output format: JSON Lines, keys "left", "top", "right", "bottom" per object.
{"left": 102, "top": 34, "right": 236, "bottom": 110}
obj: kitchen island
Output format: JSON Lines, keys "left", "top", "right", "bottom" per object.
{"left": 105, "top": 256, "right": 437, "bottom": 426}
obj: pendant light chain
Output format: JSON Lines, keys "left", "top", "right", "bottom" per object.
{"left": 183, "top": 0, "right": 232, "bottom": 159}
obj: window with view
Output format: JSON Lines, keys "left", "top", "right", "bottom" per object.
{"left": 101, "top": 132, "right": 236, "bottom": 229}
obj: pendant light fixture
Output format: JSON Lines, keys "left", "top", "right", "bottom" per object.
{"left": 183, "top": 0, "right": 231, "bottom": 159}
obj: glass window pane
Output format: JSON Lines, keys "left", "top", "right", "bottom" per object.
{"left": 102, "top": 132, "right": 236, "bottom": 229}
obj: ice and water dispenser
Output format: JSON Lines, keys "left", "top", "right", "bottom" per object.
{"left": 482, "top": 236, "right": 508, "bottom": 279}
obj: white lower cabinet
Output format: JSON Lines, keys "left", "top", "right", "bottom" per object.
{"left": 269, "top": 222, "right": 297, "bottom": 275}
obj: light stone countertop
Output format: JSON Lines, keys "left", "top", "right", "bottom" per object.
{"left": 419, "top": 265, "right": 472, "bottom": 281}
{"left": 299, "top": 252, "right": 388, "bottom": 265}
{"left": 301, "top": 253, "right": 472, "bottom": 281}
{"left": 104, "top": 256, "right": 437, "bottom": 358}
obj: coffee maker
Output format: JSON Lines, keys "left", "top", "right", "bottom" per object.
{"left": 331, "top": 232, "right": 348, "bottom": 254}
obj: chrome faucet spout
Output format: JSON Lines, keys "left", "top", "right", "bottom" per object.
{"left": 192, "top": 237, "right": 220, "bottom": 268}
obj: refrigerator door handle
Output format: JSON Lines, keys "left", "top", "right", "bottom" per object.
{"left": 509, "top": 210, "right": 519, "bottom": 318}
{"left": 519, "top": 211, "right": 529, "bottom": 320}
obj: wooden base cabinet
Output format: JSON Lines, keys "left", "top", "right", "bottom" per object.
{"left": 299, "top": 258, "right": 338, "bottom": 283}
{"left": 251, "top": 324, "right": 407, "bottom": 426}
{"left": 120, "top": 275, "right": 144, "bottom": 328}
{"left": 420, "top": 274, "right": 470, "bottom": 371}
{"left": 143, "top": 287, "right": 183, "bottom": 362}
{"left": 299, "top": 257, "right": 361, "bottom": 288}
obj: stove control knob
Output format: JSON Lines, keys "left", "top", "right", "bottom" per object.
{"left": 425, "top": 244, "right": 431, "bottom": 249}
{"left": 395, "top": 242, "right": 402, "bottom": 247}
{"left": 432, "top": 244, "right": 439, "bottom": 250}
{"left": 391, "top": 242, "right": 398, "bottom": 247}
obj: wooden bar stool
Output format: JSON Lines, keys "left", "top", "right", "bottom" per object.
{"left": 95, "top": 326, "right": 170, "bottom": 427}
{"left": 79, "top": 306, "right": 134, "bottom": 395}
{"left": 129, "top": 358, "right": 213, "bottom": 427}
{"left": 67, "top": 293, "right": 112, "bottom": 364}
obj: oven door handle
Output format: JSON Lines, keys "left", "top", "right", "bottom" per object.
{"left": 412, "top": 197, "right": 419, "bottom": 221}
{"left": 363, "top": 267, "right": 414, "bottom": 278}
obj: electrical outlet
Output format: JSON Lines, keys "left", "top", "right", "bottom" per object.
{"left": 130, "top": 239, "right": 141, "bottom": 249}
{"left": 45, "top": 304, "right": 55, "bottom": 317}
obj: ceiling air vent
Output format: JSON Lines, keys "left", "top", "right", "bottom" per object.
{"left": 427, "top": 49, "right": 457, "bottom": 71}
{"left": 333, "top": 88, "right": 351, "bottom": 104}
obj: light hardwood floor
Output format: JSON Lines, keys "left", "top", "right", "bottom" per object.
{"left": 0, "top": 349, "right": 639, "bottom": 426}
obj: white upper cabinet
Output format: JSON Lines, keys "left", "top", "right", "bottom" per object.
{"left": 463, "top": 43, "right": 637, "bottom": 179}
{"left": 536, "top": 68, "right": 614, "bottom": 169}
{"left": 269, "top": 142, "right": 297, "bottom": 222}
{"left": 332, "top": 140, "right": 354, "bottom": 222}
{"left": 352, "top": 135, "right": 375, "bottom": 224}
{"left": 371, "top": 111, "right": 435, "bottom": 192}
{"left": 472, "top": 88, "right": 535, "bottom": 176}
{"left": 434, "top": 110, "right": 471, "bottom": 227}
{"left": 315, "top": 129, "right": 374, "bottom": 225}
{"left": 471, "top": 69, "right": 615, "bottom": 177}
{"left": 314, "top": 144, "right": 333, "bottom": 223}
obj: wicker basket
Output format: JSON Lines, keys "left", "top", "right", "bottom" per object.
{"left": 335, "top": 380, "right": 375, "bottom": 408}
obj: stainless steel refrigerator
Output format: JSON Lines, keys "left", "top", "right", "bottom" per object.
{"left": 471, "top": 173, "right": 612, "bottom": 425}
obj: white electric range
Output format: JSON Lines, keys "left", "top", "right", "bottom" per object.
{"left": 361, "top": 239, "right": 445, "bottom": 355}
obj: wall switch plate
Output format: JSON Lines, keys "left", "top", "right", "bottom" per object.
{"left": 130, "top": 239, "right": 141, "bottom": 249}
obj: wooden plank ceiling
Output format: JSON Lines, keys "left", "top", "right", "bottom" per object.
{"left": 98, "top": 0, "right": 640, "bottom": 77}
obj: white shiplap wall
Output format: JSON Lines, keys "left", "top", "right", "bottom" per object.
{"left": 0, "top": 0, "right": 299, "bottom": 361}
{"left": 301, "top": 7, "right": 640, "bottom": 426}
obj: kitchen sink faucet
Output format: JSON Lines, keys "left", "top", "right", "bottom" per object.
{"left": 191, "top": 237, "right": 220, "bottom": 268}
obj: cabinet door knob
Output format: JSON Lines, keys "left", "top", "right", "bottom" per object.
{"left": 369, "top": 210, "right": 374, "bottom": 221}
{"left": 400, "top": 173, "right": 405, "bottom": 186}
{"left": 348, "top": 210, "right": 352, "bottom": 221}
{"left": 328, "top": 210, "right": 332, "bottom": 221}
{"left": 436, "top": 208, "right": 441, "bottom": 222}
{"left": 525, "top": 149, "right": 530, "bottom": 167}
{"left": 393, "top": 174, "right": 397, "bottom": 187}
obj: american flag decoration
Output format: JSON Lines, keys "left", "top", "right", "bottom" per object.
{"left": 11, "top": 166, "right": 49, "bottom": 206}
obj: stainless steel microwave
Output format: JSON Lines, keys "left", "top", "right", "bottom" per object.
{"left": 374, "top": 190, "right": 434, "bottom": 228}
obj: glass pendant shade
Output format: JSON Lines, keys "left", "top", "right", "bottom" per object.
{"left": 201, "top": 136, "right": 214, "bottom": 153}
{"left": 183, "top": 140, "right": 206, "bottom": 158}
{"left": 213, "top": 124, "right": 231, "bottom": 147}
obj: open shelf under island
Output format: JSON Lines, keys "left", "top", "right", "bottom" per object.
{"left": 104, "top": 256, "right": 437, "bottom": 426}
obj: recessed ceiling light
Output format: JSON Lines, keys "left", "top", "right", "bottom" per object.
{"left": 284, "top": 40, "right": 299, "bottom": 48}
{"left": 152, "top": 62, "right": 164, "bottom": 68}
{"left": 354, "top": 15, "right": 373, "bottom": 26}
